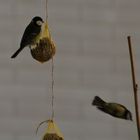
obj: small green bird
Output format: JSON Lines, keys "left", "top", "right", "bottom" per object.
{"left": 92, "top": 96, "right": 132, "bottom": 120}
{"left": 11, "top": 16, "right": 44, "bottom": 58}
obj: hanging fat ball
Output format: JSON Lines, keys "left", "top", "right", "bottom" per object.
{"left": 30, "top": 22, "right": 56, "bottom": 63}
{"left": 92, "top": 96, "right": 132, "bottom": 121}
{"left": 11, "top": 16, "right": 44, "bottom": 58}
{"left": 36, "top": 120, "right": 64, "bottom": 140}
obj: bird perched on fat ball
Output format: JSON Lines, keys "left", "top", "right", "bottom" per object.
{"left": 92, "top": 96, "right": 132, "bottom": 121}
{"left": 11, "top": 16, "right": 55, "bottom": 63}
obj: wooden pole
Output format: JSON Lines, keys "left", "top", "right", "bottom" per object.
{"left": 127, "top": 36, "right": 140, "bottom": 140}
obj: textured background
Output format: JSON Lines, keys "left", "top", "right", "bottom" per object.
{"left": 0, "top": 0, "right": 140, "bottom": 140}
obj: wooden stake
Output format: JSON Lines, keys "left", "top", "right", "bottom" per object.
{"left": 127, "top": 36, "right": 140, "bottom": 140}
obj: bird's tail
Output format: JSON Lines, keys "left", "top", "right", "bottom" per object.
{"left": 92, "top": 96, "right": 106, "bottom": 107}
{"left": 11, "top": 47, "right": 24, "bottom": 58}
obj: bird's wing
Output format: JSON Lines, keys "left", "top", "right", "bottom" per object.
{"left": 20, "top": 23, "right": 41, "bottom": 48}
{"left": 109, "top": 103, "right": 126, "bottom": 111}
{"left": 97, "top": 106, "right": 110, "bottom": 114}
{"left": 107, "top": 103, "right": 126, "bottom": 117}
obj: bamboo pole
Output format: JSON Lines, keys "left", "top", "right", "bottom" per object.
{"left": 127, "top": 36, "right": 140, "bottom": 140}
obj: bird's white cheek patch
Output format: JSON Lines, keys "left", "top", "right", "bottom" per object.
{"left": 37, "top": 21, "right": 43, "bottom": 26}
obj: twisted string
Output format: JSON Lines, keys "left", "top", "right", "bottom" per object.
{"left": 45, "top": 0, "right": 48, "bottom": 21}
{"left": 51, "top": 57, "right": 55, "bottom": 120}
{"left": 46, "top": 0, "right": 55, "bottom": 120}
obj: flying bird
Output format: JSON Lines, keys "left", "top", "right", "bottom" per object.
{"left": 92, "top": 96, "right": 132, "bottom": 120}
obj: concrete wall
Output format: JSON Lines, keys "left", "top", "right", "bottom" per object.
{"left": 0, "top": 0, "right": 140, "bottom": 139}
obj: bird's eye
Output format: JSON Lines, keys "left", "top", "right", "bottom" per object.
{"left": 36, "top": 20, "right": 43, "bottom": 26}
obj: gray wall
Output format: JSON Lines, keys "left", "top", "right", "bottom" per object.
{"left": 0, "top": 0, "right": 140, "bottom": 140}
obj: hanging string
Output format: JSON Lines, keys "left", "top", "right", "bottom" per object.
{"left": 45, "top": 0, "right": 55, "bottom": 120}
{"left": 51, "top": 57, "right": 55, "bottom": 120}
{"left": 45, "top": 0, "right": 48, "bottom": 20}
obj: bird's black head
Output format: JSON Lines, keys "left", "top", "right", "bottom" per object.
{"left": 125, "top": 110, "right": 132, "bottom": 121}
{"left": 32, "top": 16, "right": 44, "bottom": 26}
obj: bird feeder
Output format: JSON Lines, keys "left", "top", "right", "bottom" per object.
{"left": 36, "top": 120, "right": 64, "bottom": 140}
{"left": 30, "top": 22, "right": 56, "bottom": 63}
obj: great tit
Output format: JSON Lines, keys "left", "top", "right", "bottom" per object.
{"left": 11, "top": 16, "right": 44, "bottom": 58}
{"left": 92, "top": 96, "right": 132, "bottom": 120}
